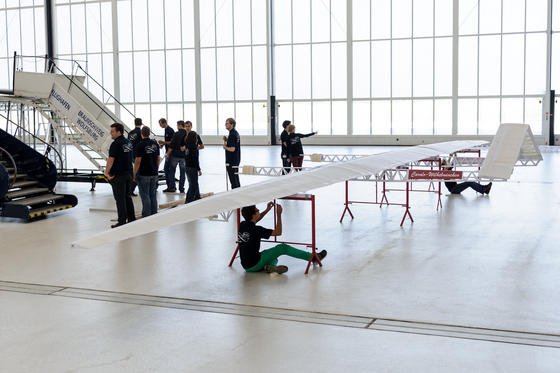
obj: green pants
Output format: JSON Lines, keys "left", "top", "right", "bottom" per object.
{"left": 245, "top": 243, "right": 312, "bottom": 272}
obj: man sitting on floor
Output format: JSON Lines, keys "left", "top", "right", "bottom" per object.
{"left": 442, "top": 159, "right": 492, "bottom": 195}
{"left": 238, "top": 202, "right": 327, "bottom": 274}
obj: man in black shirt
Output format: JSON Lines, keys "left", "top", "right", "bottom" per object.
{"left": 441, "top": 159, "right": 492, "bottom": 195}
{"left": 133, "top": 126, "right": 161, "bottom": 217}
{"left": 185, "top": 120, "right": 204, "bottom": 150}
{"left": 128, "top": 118, "right": 142, "bottom": 150}
{"left": 158, "top": 118, "right": 175, "bottom": 192}
{"left": 238, "top": 203, "right": 327, "bottom": 274}
{"left": 166, "top": 120, "right": 187, "bottom": 193}
{"left": 104, "top": 123, "right": 135, "bottom": 228}
{"left": 127, "top": 118, "right": 143, "bottom": 196}
{"left": 184, "top": 130, "right": 202, "bottom": 204}
{"left": 223, "top": 117, "right": 241, "bottom": 189}
{"left": 280, "top": 120, "right": 291, "bottom": 174}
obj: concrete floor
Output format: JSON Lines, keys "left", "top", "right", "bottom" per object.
{"left": 1, "top": 145, "right": 560, "bottom": 372}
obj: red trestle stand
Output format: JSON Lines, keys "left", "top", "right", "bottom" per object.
{"left": 229, "top": 194, "right": 320, "bottom": 275}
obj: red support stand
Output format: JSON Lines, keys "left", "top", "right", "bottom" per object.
{"left": 436, "top": 181, "right": 442, "bottom": 210}
{"left": 339, "top": 180, "right": 354, "bottom": 222}
{"left": 380, "top": 175, "right": 389, "bottom": 206}
{"left": 228, "top": 208, "right": 242, "bottom": 267}
{"left": 399, "top": 182, "right": 414, "bottom": 226}
{"left": 229, "top": 194, "right": 320, "bottom": 275}
{"left": 304, "top": 194, "right": 319, "bottom": 274}
{"left": 339, "top": 157, "right": 450, "bottom": 226}
{"left": 436, "top": 157, "right": 442, "bottom": 211}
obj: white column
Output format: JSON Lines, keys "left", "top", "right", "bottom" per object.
{"left": 346, "top": 0, "right": 353, "bottom": 135}
{"left": 194, "top": 0, "right": 203, "bottom": 132}
{"left": 543, "top": 0, "right": 553, "bottom": 142}
{"left": 267, "top": 0, "right": 276, "bottom": 142}
{"left": 452, "top": 0, "right": 459, "bottom": 135}
{"left": 111, "top": 0, "right": 121, "bottom": 119}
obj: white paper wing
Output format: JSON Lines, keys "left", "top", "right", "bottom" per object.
{"left": 73, "top": 140, "right": 486, "bottom": 249}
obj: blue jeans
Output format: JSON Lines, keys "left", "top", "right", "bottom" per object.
{"left": 169, "top": 156, "right": 186, "bottom": 191}
{"left": 137, "top": 175, "right": 158, "bottom": 217}
{"left": 163, "top": 158, "right": 173, "bottom": 189}
{"left": 185, "top": 167, "right": 200, "bottom": 203}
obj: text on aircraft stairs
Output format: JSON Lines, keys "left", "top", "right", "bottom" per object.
{"left": 13, "top": 70, "right": 119, "bottom": 171}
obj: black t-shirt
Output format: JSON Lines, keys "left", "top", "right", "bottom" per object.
{"left": 135, "top": 138, "right": 160, "bottom": 176}
{"left": 164, "top": 126, "right": 175, "bottom": 152}
{"left": 238, "top": 221, "right": 272, "bottom": 269}
{"left": 108, "top": 135, "right": 133, "bottom": 176}
{"left": 184, "top": 142, "right": 200, "bottom": 170}
{"left": 280, "top": 130, "right": 289, "bottom": 156}
{"left": 287, "top": 132, "right": 314, "bottom": 157}
{"left": 225, "top": 128, "right": 241, "bottom": 166}
{"left": 445, "top": 181, "right": 458, "bottom": 193}
{"left": 170, "top": 129, "right": 187, "bottom": 157}
{"left": 128, "top": 127, "right": 142, "bottom": 151}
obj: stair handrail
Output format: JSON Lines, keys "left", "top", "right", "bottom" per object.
{"left": 14, "top": 54, "right": 131, "bottom": 131}
{"left": 13, "top": 54, "right": 162, "bottom": 138}
{"left": 71, "top": 61, "right": 137, "bottom": 121}
{"left": 0, "top": 145, "right": 17, "bottom": 190}
{"left": 0, "top": 111, "right": 64, "bottom": 173}
{"left": 70, "top": 59, "right": 159, "bottom": 138}
{"left": 49, "top": 56, "right": 165, "bottom": 138}
{"left": 12, "top": 53, "right": 126, "bottom": 130}
{"left": 44, "top": 57, "right": 130, "bottom": 130}
{"left": 51, "top": 56, "right": 160, "bottom": 138}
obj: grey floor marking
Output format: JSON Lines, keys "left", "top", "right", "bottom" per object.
{"left": 1, "top": 280, "right": 559, "bottom": 348}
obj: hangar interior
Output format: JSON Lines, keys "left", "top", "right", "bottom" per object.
{"left": 1, "top": 1, "right": 560, "bottom": 371}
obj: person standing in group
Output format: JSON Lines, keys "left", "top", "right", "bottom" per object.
{"left": 286, "top": 124, "right": 317, "bottom": 171}
{"left": 104, "top": 123, "right": 135, "bottom": 228}
{"left": 133, "top": 126, "right": 161, "bottom": 217}
{"left": 184, "top": 130, "right": 202, "bottom": 204}
{"left": 280, "top": 120, "right": 291, "bottom": 174}
{"left": 223, "top": 117, "right": 241, "bottom": 189}
{"left": 128, "top": 118, "right": 143, "bottom": 150}
{"left": 158, "top": 118, "right": 175, "bottom": 192}
{"left": 184, "top": 120, "right": 204, "bottom": 150}
{"left": 127, "top": 118, "right": 143, "bottom": 196}
{"left": 166, "top": 120, "right": 187, "bottom": 193}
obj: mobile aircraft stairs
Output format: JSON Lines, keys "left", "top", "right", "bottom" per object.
{"left": 0, "top": 128, "right": 77, "bottom": 221}
{"left": 7, "top": 66, "right": 124, "bottom": 171}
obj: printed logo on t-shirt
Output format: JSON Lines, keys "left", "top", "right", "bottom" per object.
{"left": 146, "top": 143, "right": 159, "bottom": 154}
{"left": 123, "top": 142, "right": 133, "bottom": 152}
{"left": 238, "top": 232, "right": 250, "bottom": 243}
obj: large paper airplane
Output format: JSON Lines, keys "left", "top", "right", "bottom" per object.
{"left": 73, "top": 140, "right": 486, "bottom": 249}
